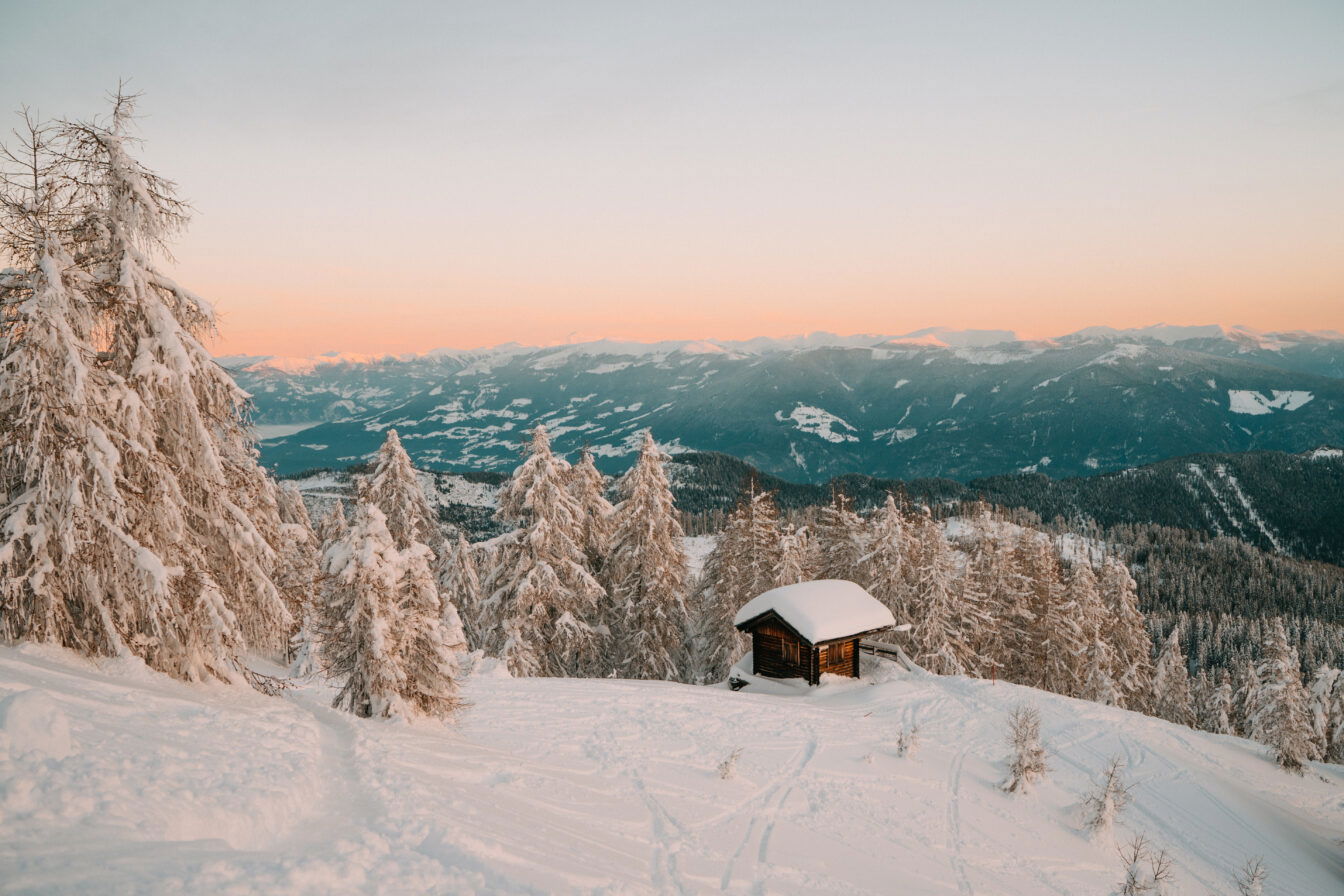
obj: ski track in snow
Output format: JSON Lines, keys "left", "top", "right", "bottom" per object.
{"left": 946, "top": 749, "right": 972, "bottom": 896}
{"left": 4, "top": 646, "right": 1344, "bottom": 895}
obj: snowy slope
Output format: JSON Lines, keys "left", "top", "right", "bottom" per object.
{"left": 2, "top": 644, "right": 1342, "bottom": 895}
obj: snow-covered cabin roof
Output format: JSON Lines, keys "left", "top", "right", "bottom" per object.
{"left": 733, "top": 580, "right": 896, "bottom": 643}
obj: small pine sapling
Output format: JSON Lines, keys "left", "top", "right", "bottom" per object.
{"left": 1116, "top": 834, "right": 1173, "bottom": 896}
{"left": 1001, "top": 704, "right": 1048, "bottom": 793}
{"left": 896, "top": 723, "right": 920, "bottom": 758}
{"left": 718, "top": 748, "right": 743, "bottom": 780}
{"left": 1234, "top": 858, "right": 1266, "bottom": 896}
{"left": 1082, "top": 756, "right": 1133, "bottom": 834}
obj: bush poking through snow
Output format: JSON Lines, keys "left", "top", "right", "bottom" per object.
{"left": 1083, "top": 756, "right": 1133, "bottom": 834}
{"left": 1115, "top": 834, "right": 1173, "bottom": 895}
{"left": 896, "top": 723, "right": 920, "bottom": 758}
{"left": 1001, "top": 704, "right": 1048, "bottom": 793}
{"left": 718, "top": 748, "right": 742, "bottom": 780}
{"left": 1234, "top": 858, "right": 1266, "bottom": 896}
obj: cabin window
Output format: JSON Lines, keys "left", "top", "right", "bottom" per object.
{"left": 783, "top": 641, "right": 799, "bottom": 664}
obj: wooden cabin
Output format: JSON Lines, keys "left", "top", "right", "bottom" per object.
{"left": 733, "top": 580, "right": 896, "bottom": 686}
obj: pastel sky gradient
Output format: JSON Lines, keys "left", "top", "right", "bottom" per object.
{"left": 3, "top": 1, "right": 1342, "bottom": 356}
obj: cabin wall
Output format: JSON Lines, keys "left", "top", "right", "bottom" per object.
{"left": 818, "top": 639, "right": 858, "bottom": 678}
{"left": 751, "top": 621, "right": 810, "bottom": 680}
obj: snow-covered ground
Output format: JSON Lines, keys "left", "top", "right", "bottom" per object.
{"left": 2, "top": 644, "right": 1342, "bottom": 895}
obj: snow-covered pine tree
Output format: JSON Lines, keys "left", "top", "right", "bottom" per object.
{"left": 813, "top": 490, "right": 866, "bottom": 582}
{"left": 1151, "top": 627, "right": 1195, "bottom": 727}
{"left": 293, "top": 501, "right": 348, "bottom": 676}
{"left": 1231, "top": 658, "right": 1259, "bottom": 738}
{"left": 1011, "top": 532, "right": 1065, "bottom": 689}
{"left": 441, "top": 533, "right": 484, "bottom": 651}
{"left": 1307, "top": 665, "right": 1344, "bottom": 763}
{"left": 1001, "top": 704, "right": 1048, "bottom": 794}
{"left": 1081, "top": 638, "right": 1122, "bottom": 706}
{"left": 860, "top": 494, "right": 913, "bottom": 621}
{"left": 605, "top": 432, "right": 690, "bottom": 681}
{"left": 1, "top": 94, "right": 291, "bottom": 678}
{"left": 1201, "top": 669, "right": 1235, "bottom": 736}
{"left": 774, "top": 525, "right": 816, "bottom": 588}
{"left": 481, "top": 425, "right": 605, "bottom": 677}
{"left": 363, "top": 429, "right": 443, "bottom": 555}
{"left": 1249, "top": 618, "right": 1317, "bottom": 772}
{"left": 688, "top": 485, "right": 782, "bottom": 683}
{"left": 1035, "top": 559, "right": 1095, "bottom": 697}
{"left": 568, "top": 446, "right": 615, "bottom": 574}
{"left": 395, "top": 540, "right": 465, "bottom": 717}
{"left": 1097, "top": 557, "right": 1154, "bottom": 711}
{"left": 316, "top": 500, "right": 348, "bottom": 548}
{"left": 274, "top": 482, "right": 321, "bottom": 659}
{"left": 319, "top": 500, "right": 408, "bottom": 718}
{"left": 958, "top": 500, "right": 1014, "bottom": 677}
{"left": 905, "top": 507, "right": 980, "bottom": 676}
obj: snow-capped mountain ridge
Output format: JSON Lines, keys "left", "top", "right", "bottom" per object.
{"left": 233, "top": 328, "right": 1344, "bottom": 482}
{"left": 225, "top": 324, "right": 1344, "bottom": 374}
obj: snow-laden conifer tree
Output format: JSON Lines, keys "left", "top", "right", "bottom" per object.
{"left": 860, "top": 494, "right": 912, "bottom": 620}
{"left": 1098, "top": 557, "right": 1153, "bottom": 711}
{"left": 813, "top": 490, "right": 866, "bottom": 582}
{"left": 1249, "top": 619, "right": 1317, "bottom": 772}
{"left": 395, "top": 539, "right": 465, "bottom": 717}
{"left": 316, "top": 500, "right": 348, "bottom": 548}
{"left": 1081, "top": 639, "right": 1122, "bottom": 706}
{"left": 320, "top": 501, "right": 408, "bottom": 718}
{"left": 1151, "top": 627, "right": 1195, "bottom": 727}
{"left": 689, "top": 486, "right": 782, "bottom": 683}
{"left": 774, "top": 525, "right": 816, "bottom": 588}
{"left": 960, "top": 505, "right": 1021, "bottom": 679}
{"left": 1001, "top": 704, "right": 1048, "bottom": 794}
{"left": 605, "top": 432, "right": 690, "bottom": 680}
{"left": 0, "top": 94, "right": 290, "bottom": 678}
{"left": 481, "top": 425, "right": 605, "bottom": 677}
{"left": 1039, "top": 560, "right": 1104, "bottom": 698}
{"left": 363, "top": 429, "right": 443, "bottom": 555}
{"left": 1199, "top": 669, "right": 1235, "bottom": 736}
{"left": 905, "top": 508, "right": 981, "bottom": 676}
{"left": 1307, "top": 665, "right": 1344, "bottom": 763}
{"left": 441, "top": 533, "right": 483, "bottom": 650}
{"left": 1011, "top": 533, "right": 1064, "bottom": 688}
{"left": 274, "top": 483, "right": 321, "bottom": 659}
{"left": 568, "top": 446, "right": 614, "bottom": 574}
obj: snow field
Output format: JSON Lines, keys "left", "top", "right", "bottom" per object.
{"left": 3, "top": 644, "right": 1343, "bottom": 895}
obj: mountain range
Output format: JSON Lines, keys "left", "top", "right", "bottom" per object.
{"left": 226, "top": 324, "right": 1344, "bottom": 482}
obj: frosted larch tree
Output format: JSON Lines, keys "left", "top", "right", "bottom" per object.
{"left": 481, "top": 425, "right": 605, "bottom": 677}
{"left": 274, "top": 482, "right": 321, "bottom": 659}
{"left": 568, "top": 446, "right": 614, "bottom": 574}
{"left": 441, "top": 533, "right": 484, "bottom": 651}
{"left": 813, "top": 490, "right": 866, "bottom": 582}
{"left": 394, "top": 539, "right": 464, "bottom": 717}
{"left": 363, "top": 429, "right": 443, "bottom": 555}
{"left": 319, "top": 500, "right": 408, "bottom": 719}
{"left": 774, "top": 525, "right": 816, "bottom": 588}
{"left": 1307, "top": 666, "right": 1344, "bottom": 763}
{"left": 1249, "top": 619, "right": 1317, "bottom": 772}
{"left": 1200, "top": 669, "right": 1235, "bottom": 736}
{"left": 689, "top": 485, "right": 781, "bottom": 683}
{"left": 860, "top": 494, "right": 913, "bottom": 621}
{"left": 1011, "top": 533, "right": 1065, "bottom": 689}
{"left": 1, "top": 94, "right": 290, "bottom": 679}
{"left": 960, "top": 504, "right": 1020, "bottom": 679}
{"left": 1097, "top": 557, "right": 1153, "bottom": 711}
{"left": 905, "top": 507, "right": 981, "bottom": 676}
{"left": 1151, "top": 627, "right": 1195, "bottom": 727}
{"left": 605, "top": 432, "right": 690, "bottom": 680}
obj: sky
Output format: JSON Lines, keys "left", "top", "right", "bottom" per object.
{"left": 2, "top": 1, "right": 1342, "bottom": 356}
